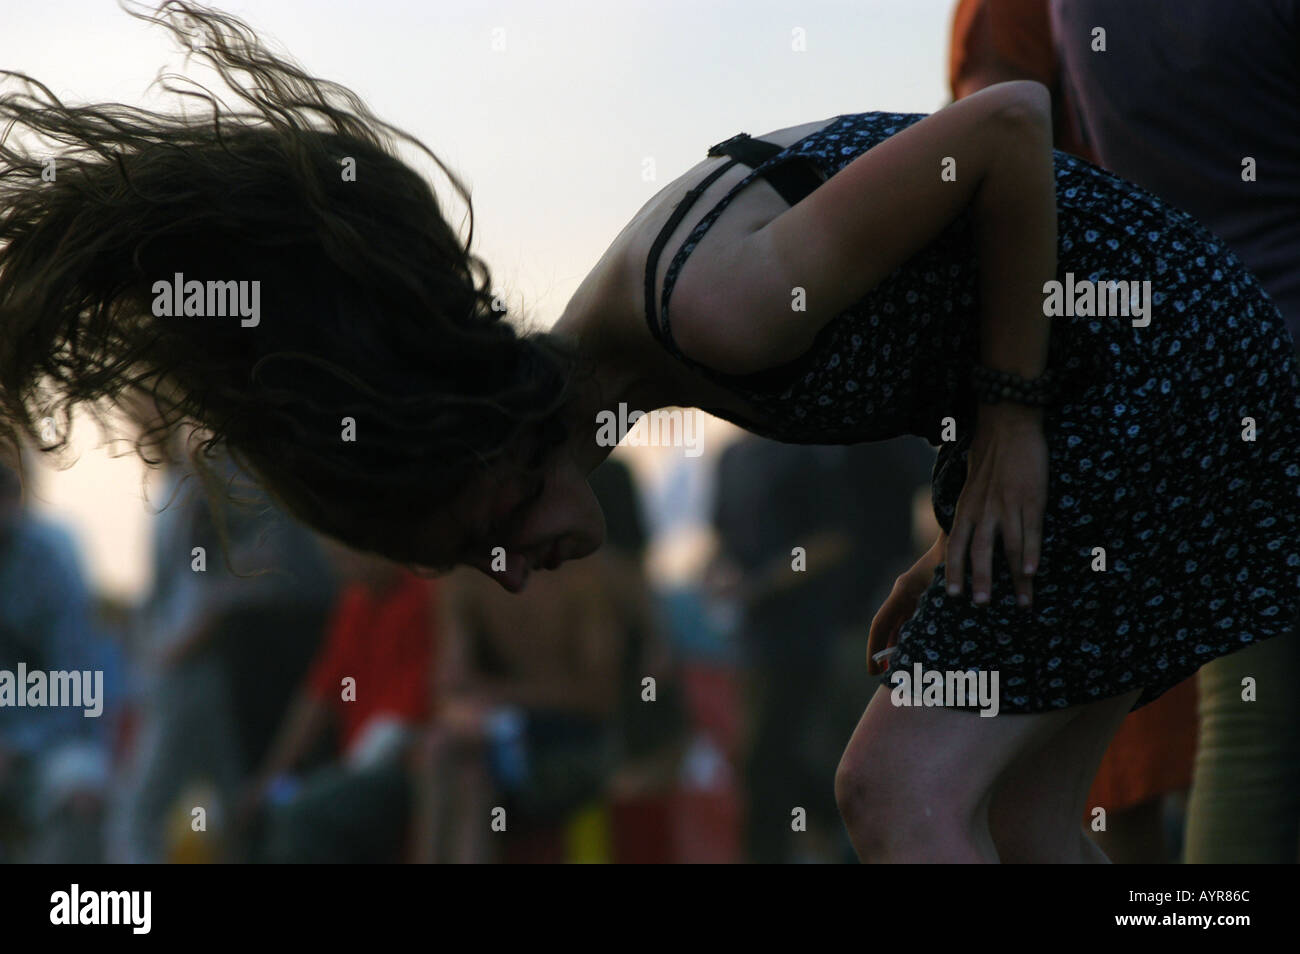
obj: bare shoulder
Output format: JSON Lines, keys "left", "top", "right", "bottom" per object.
{"left": 593, "top": 115, "right": 842, "bottom": 362}
{"left": 670, "top": 85, "right": 1052, "bottom": 374}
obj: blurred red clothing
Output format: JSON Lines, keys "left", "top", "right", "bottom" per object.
{"left": 306, "top": 573, "right": 436, "bottom": 753}
{"left": 950, "top": 0, "right": 1056, "bottom": 87}
{"left": 1086, "top": 677, "right": 1197, "bottom": 813}
{"left": 948, "top": 0, "right": 1091, "bottom": 158}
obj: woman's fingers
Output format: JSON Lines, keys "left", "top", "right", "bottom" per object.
{"left": 952, "top": 484, "right": 1051, "bottom": 608}
{"left": 867, "top": 629, "right": 891, "bottom": 676}
{"left": 867, "top": 605, "right": 902, "bottom": 674}
{"left": 1002, "top": 506, "right": 1029, "bottom": 608}
{"left": 969, "top": 515, "right": 997, "bottom": 604}
{"left": 866, "top": 613, "right": 887, "bottom": 669}
{"left": 946, "top": 432, "right": 1047, "bottom": 610}
{"left": 866, "top": 602, "right": 891, "bottom": 672}
{"left": 945, "top": 512, "right": 972, "bottom": 597}
{"left": 867, "top": 579, "right": 919, "bottom": 674}
{"left": 1022, "top": 498, "right": 1042, "bottom": 579}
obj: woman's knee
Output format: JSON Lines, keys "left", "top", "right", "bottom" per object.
{"left": 834, "top": 741, "right": 981, "bottom": 861}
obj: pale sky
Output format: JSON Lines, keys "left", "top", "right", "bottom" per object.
{"left": 1, "top": 0, "right": 953, "bottom": 600}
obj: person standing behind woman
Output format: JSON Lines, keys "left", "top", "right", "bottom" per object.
{"left": 1047, "top": 0, "right": 1300, "bottom": 865}
{"left": 422, "top": 560, "right": 623, "bottom": 863}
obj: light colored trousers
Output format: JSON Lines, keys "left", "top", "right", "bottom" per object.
{"left": 1184, "top": 629, "right": 1300, "bottom": 863}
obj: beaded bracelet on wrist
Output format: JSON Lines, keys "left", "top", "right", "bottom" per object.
{"left": 970, "top": 364, "right": 1057, "bottom": 407}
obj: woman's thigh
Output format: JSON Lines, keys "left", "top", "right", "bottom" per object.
{"left": 838, "top": 682, "right": 1081, "bottom": 821}
{"left": 988, "top": 689, "right": 1141, "bottom": 862}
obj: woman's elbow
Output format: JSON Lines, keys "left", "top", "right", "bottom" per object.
{"left": 988, "top": 80, "right": 1052, "bottom": 131}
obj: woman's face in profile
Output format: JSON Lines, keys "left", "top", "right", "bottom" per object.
{"left": 422, "top": 441, "right": 606, "bottom": 593}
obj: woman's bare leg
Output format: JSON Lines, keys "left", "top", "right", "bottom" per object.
{"left": 987, "top": 690, "right": 1141, "bottom": 863}
{"left": 835, "top": 683, "right": 1081, "bottom": 862}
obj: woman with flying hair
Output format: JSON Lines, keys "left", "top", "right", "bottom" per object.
{"left": 2, "top": 2, "right": 1297, "bottom": 863}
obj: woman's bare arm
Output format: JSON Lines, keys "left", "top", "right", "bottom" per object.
{"left": 671, "top": 79, "right": 1056, "bottom": 382}
{"left": 674, "top": 80, "right": 1057, "bottom": 606}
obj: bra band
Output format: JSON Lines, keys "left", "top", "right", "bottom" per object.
{"left": 706, "top": 133, "right": 827, "bottom": 207}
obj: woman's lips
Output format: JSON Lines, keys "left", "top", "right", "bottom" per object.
{"left": 489, "top": 545, "right": 562, "bottom": 593}
{"left": 492, "top": 554, "right": 530, "bottom": 593}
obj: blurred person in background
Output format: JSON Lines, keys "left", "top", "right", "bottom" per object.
{"left": 816, "top": 438, "right": 936, "bottom": 861}
{"left": 421, "top": 555, "right": 623, "bottom": 863}
{"left": 833, "top": 440, "right": 940, "bottom": 639}
{"left": 946, "top": 0, "right": 1201, "bottom": 864}
{"left": 638, "top": 433, "right": 749, "bottom": 863}
{"left": 709, "top": 436, "right": 931, "bottom": 863}
{"left": 107, "top": 439, "right": 335, "bottom": 863}
{"left": 710, "top": 438, "right": 851, "bottom": 863}
{"left": 0, "top": 460, "right": 120, "bottom": 863}
{"left": 588, "top": 456, "right": 688, "bottom": 863}
{"left": 246, "top": 551, "right": 437, "bottom": 864}
{"left": 215, "top": 530, "right": 339, "bottom": 812}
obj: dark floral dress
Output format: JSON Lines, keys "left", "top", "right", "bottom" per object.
{"left": 649, "top": 112, "right": 1300, "bottom": 713}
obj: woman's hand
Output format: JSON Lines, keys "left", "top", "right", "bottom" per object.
{"left": 945, "top": 403, "right": 1048, "bottom": 609}
{"left": 867, "top": 533, "right": 946, "bottom": 676}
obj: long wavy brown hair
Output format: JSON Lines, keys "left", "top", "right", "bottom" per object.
{"left": 0, "top": 1, "right": 575, "bottom": 562}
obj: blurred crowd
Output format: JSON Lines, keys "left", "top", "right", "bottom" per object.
{"left": 5, "top": 0, "right": 1300, "bottom": 865}
{"left": 0, "top": 430, "right": 936, "bottom": 864}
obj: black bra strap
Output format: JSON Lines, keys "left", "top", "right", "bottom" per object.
{"left": 644, "top": 132, "right": 827, "bottom": 347}
{"left": 707, "top": 133, "right": 827, "bottom": 206}
{"left": 644, "top": 157, "right": 739, "bottom": 345}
